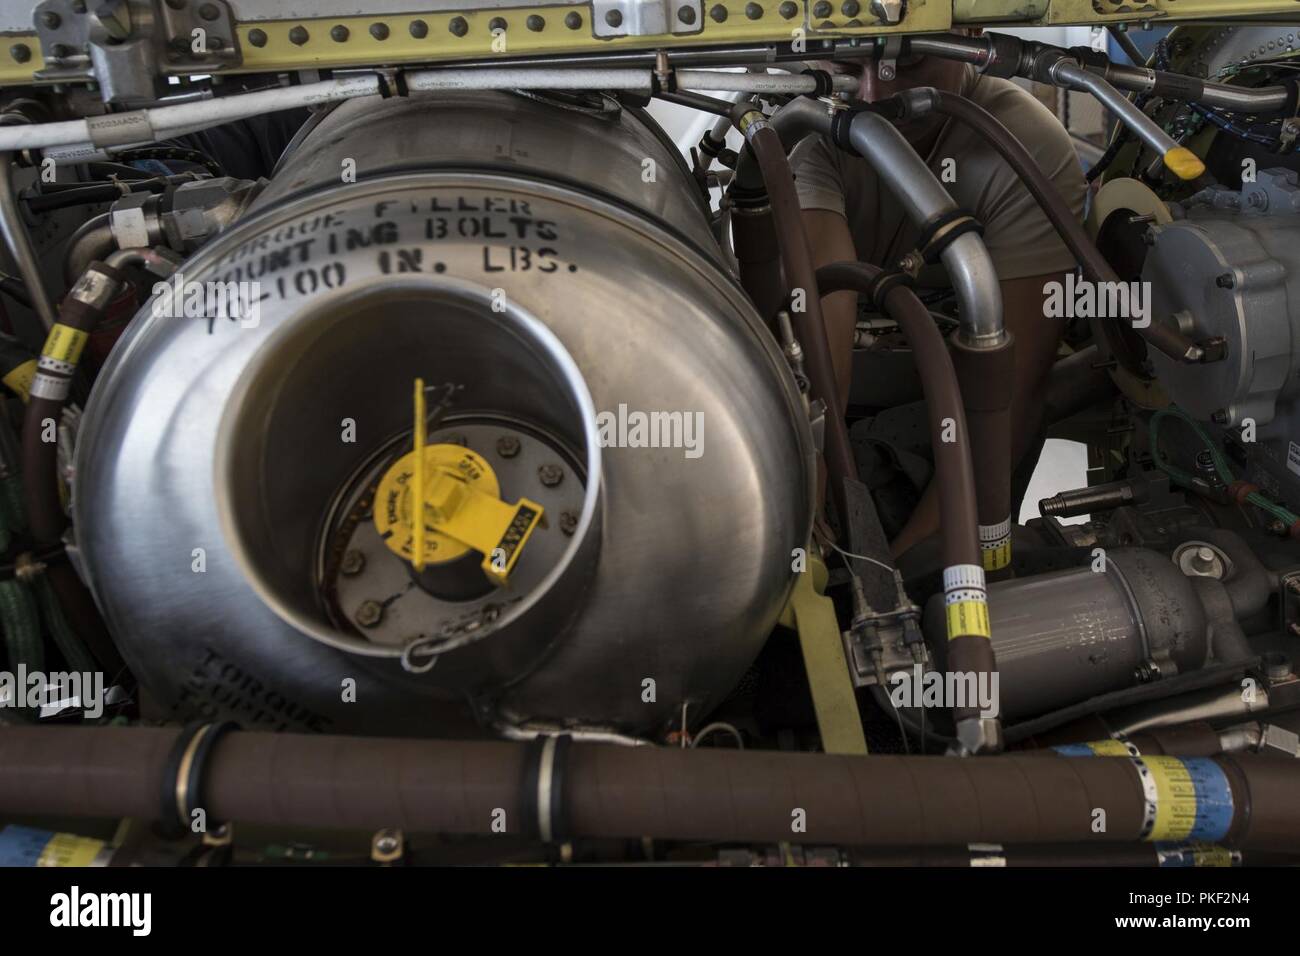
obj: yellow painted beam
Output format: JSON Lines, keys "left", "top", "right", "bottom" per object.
{"left": 780, "top": 557, "right": 869, "bottom": 756}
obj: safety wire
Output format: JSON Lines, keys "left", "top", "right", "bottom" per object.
{"left": 1148, "top": 404, "right": 1299, "bottom": 528}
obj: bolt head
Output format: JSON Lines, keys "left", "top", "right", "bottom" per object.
{"left": 538, "top": 464, "right": 564, "bottom": 487}
{"left": 496, "top": 435, "right": 521, "bottom": 458}
{"left": 559, "top": 511, "right": 578, "bottom": 536}
{"left": 340, "top": 549, "right": 366, "bottom": 576}
{"left": 355, "top": 600, "right": 384, "bottom": 628}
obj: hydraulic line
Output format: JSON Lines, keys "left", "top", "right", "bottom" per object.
{"left": 732, "top": 104, "right": 857, "bottom": 524}
{"left": 905, "top": 31, "right": 1290, "bottom": 114}
{"left": 0, "top": 152, "right": 56, "bottom": 331}
{"left": 0, "top": 69, "right": 857, "bottom": 156}
{"left": 2, "top": 724, "right": 1298, "bottom": 850}
{"left": 817, "top": 261, "right": 997, "bottom": 744}
{"left": 893, "top": 87, "right": 1204, "bottom": 368}
{"left": 20, "top": 253, "right": 161, "bottom": 678}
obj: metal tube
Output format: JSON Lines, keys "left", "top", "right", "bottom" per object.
{"left": 845, "top": 109, "right": 1004, "bottom": 346}
{"left": 1050, "top": 61, "right": 1204, "bottom": 181}
{"left": 0, "top": 69, "right": 856, "bottom": 154}
{"left": 0, "top": 152, "right": 56, "bottom": 331}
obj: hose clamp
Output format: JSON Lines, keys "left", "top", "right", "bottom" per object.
{"left": 158, "top": 720, "right": 239, "bottom": 839}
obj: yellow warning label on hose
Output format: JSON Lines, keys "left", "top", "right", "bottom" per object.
{"left": 40, "top": 324, "right": 88, "bottom": 365}
{"left": 980, "top": 539, "right": 1012, "bottom": 572}
{"left": 946, "top": 599, "right": 991, "bottom": 640}
{"left": 1, "top": 358, "right": 35, "bottom": 402}
{"left": 1084, "top": 738, "right": 1133, "bottom": 757}
{"left": 36, "top": 832, "right": 105, "bottom": 867}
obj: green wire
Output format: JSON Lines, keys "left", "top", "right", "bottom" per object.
{"left": 1149, "top": 405, "right": 1300, "bottom": 528}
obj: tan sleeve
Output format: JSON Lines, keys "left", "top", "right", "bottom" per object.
{"left": 790, "top": 135, "right": 848, "bottom": 217}
{"left": 959, "top": 79, "right": 1088, "bottom": 282}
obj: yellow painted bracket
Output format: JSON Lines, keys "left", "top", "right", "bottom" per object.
{"left": 779, "top": 555, "right": 868, "bottom": 755}
{"left": 374, "top": 378, "right": 545, "bottom": 586}
{"left": 423, "top": 470, "right": 546, "bottom": 586}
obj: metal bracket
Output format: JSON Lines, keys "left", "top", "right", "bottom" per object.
{"left": 592, "top": 0, "right": 704, "bottom": 38}
{"left": 869, "top": 0, "right": 904, "bottom": 26}
{"left": 156, "top": 0, "right": 241, "bottom": 74}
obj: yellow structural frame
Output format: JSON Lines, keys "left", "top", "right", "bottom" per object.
{"left": 4, "top": 1, "right": 1298, "bottom": 87}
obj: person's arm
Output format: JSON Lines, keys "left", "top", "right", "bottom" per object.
{"left": 889, "top": 271, "right": 1068, "bottom": 558}
{"left": 803, "top": 208, "right": 859, "bottom": 413}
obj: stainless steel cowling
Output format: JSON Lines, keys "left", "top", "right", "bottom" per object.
{"left": 72, "top": 91, "right": 814, "bottom": 737}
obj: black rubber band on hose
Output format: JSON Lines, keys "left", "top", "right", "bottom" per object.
{"left": 916, "top": 209, "right": 984, "bottom": 264}
{"left": 830, "top": 102, "right": 904, "bottom": 155}
{"left": 866, "top": 270, "right": 915, "bottom": 312}
{"left": 158, "top": 720, "right": 239, "bottom": 839}
{"left": 518, "top": 733, "right": 572, "bottom": 842}
{"left": 801, "top": 68, "right": 834, "bottom": 98}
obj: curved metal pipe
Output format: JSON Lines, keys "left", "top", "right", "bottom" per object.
{"left": 62, "top": 212, "right": 114, "bottom": 288}
{"left": 844, "top": 109, "right": 1004, "bottom": 348}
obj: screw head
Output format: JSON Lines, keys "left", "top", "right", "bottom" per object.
{"left": 9, "top": 44, "right": 31, "bottom": 64}
{"left": 538, "top": 464, "right": 564, "bottom": 488}
{"left": 747, "top": 2, "right": 764, "bottom": 19}
{"left": 677, "top": 6, "right": 697, "bottom": 25}
{"left": 565, "top": 12, "right": 583, "bottom": 28}
{"left": 199, "top": 3, "right": 220, "bottom": 22}
{"left": 41, "top": 11, "right": 61, "bottom": 29}
{"left": 355, "top": 600, "right": 384, "bottom": 628}
{"left": 496, "top": 435, "right": 521, "bottom": 458}
{"left": 330, "top": 24, "right": 349, "bottom": 42}
{"left": 409, "top": 19, "right": 428, "bottom": 38}
{"left": 559, "top": 511, "right": 579, "bottom": 536}
{"left": 449, "top": 16, "right": 468, "bottom": 37}
{"left": 605, "top": 9, "right": 623, "bottom": 27}
{"left": 527, "top": 14, "right": 545, "bottom": 31}
{"left": 369, "top": 22, "right": 390, "bottom": 40}
{"left": 340, "top": 549, "right": 366, "bottom": 577}
{"left": 248, "top": 28, "right": 267, "bottom": 47}
{"left": 288, "top": 25, "right": 309, "bottom": 46}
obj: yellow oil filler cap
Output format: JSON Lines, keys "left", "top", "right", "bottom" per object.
{"left": 373, "top": 378, "right": 546, "bottom": 586}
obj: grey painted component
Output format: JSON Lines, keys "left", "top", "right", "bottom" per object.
{"left": 924, "top": 548, "right": 1209, "bottom": 721}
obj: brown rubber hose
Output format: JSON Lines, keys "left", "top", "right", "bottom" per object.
{"left": 1, "top": 724, "right": 1296, "bottom": 851}
{"left": 21, "top": 260, "right": 128, "bottom": 676}
{"left": 735, "top": 108, "right": 858, "bottom": 525}
{"left": 815, "top": 261, "right": 995, "bottom": 727}
{"left": 814, "top": 262, "right": 978, "bottom": 572}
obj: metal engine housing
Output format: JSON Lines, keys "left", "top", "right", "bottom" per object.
{"left": 71, "top": 92, "right": 814, "bottom": 737}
